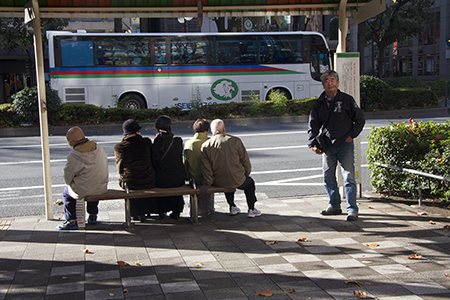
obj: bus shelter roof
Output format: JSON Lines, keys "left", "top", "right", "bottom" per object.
{"left": 0, "top": 0, "right": 373, "bottom": 19}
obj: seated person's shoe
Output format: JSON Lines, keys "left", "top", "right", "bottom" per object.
{"left": 347, "top": 212, "right": 358, "bottom": 221}
{"left": 230, "top": 206, "right": 241, "bottom": 216}
{"left": 87, "top": 214, "right": 97, "bottom": 225}
{"left": 57, "top": 220, "right": 78, "bottom": 230}
{"left": 170, "top": 212, "right": 180, "bottom": 220}
{"left": 320, "top": 206, "right": 342, "bottom": 215}
{"left": 247, "top": 208, "right": 262, "bottom": 218}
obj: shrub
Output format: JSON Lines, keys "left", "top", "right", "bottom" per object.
{"left": 382, "top": 77, "right": 426, "bottom": 89}
{"left": 367, "top": 120, "right": 450, "bottom": 200}
{"left": 0, "top": 104, "right": 15, "bottom": 127}
{"left": 59, "top": 103, "right": 106, "bottom": 125}
{"left": 429, "top": 78, "right": 449, "bottom": 98}
{"left": 388, "top": 88, "right": 438, "bottom": 110}
{"left": 11, "top": 87, "right": 62, "bottom": 125}
{"left": 267, "top": 89, "right": 288, "bottom": 116}
{"left": 360, "top": 75, "right": 391, "bottom": 111}
{"left": 286, "top": 97, "right": 317, "bottom": 115}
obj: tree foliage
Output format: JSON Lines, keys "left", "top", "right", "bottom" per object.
{"left": 365, "top": 0, "right": 434, "bottom": 78}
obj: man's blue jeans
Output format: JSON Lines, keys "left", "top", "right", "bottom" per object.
{"left": 322, "top": 141, "right": 358, "bottom": 213}
{"left": 62, "top": 186, "right": 99, "bottom": 221}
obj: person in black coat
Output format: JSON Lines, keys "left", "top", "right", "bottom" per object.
{"left": 114, "top": 119, "right": 156, "bottom": 222}
{"left": 151, "top": 115, "right": 186, "bottom": 219}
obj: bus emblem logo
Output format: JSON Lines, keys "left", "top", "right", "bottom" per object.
{"left": 211, "top": 79, "right": 238, "bottom": 101}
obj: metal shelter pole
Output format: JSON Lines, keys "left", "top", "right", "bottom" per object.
{"left": 31, "top": 0, "right": 53, "bottom": 220}
{"left": 337, "top": 0, "right": 348, "bottom": 54}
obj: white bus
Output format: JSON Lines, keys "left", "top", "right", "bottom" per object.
{"left": 47, "top": 31, "right": 331, "bottom": 110}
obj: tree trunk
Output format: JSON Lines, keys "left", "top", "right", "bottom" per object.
{"left": 358, "top": 22, "right": 365, "bottom": 75}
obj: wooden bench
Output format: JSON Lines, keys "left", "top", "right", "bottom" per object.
{"left": 81, "top": 184, "right": 235, "bottom": 228}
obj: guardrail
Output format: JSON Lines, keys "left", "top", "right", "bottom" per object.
{"left": 374, "top": 162, "right": 450, "bottom": 206}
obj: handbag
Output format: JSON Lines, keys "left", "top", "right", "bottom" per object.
{"left": 313, "top": 101, "right": 334, "bottom": 152}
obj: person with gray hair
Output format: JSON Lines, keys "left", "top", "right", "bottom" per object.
{"left": 200, "top": 119, "right": 262, "bottom": 218}
{"left": 308, "top": 70, "right": 365, "bottom": 221}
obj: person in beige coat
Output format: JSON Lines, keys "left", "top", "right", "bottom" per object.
{"left": 200, "top": 119, "right": 262, "bottom": 218}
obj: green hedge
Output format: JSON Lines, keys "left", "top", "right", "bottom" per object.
{"left": 367, "top": 120, "right": 450, "bottom": 201}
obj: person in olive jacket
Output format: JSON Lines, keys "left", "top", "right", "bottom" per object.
{"left": 151, "top": 115, "right": 186, "bottom": 219}
{"left": 114, "top": 119, "right": 156, "bottom": 222}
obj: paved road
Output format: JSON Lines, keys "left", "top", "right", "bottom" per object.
{"left": 0, "top": 115, "right": 448, "bottom": 218}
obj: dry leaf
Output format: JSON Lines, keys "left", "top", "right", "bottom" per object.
{"left": 133, "top": 262, "right": 143, "bottom": 266}
{"left": 445, "top": 274, "right": 450, "bottom": 277}
{"left": 255, "top": 289, "right": 273, "bottom": 297}
{"left": 353, "top": 290, "right": 367, "bottom": 299}
{"left": 443, "top": 225, "right": 450, "bottom": 231}
{"left": 62, "top": 276, "right": 68, "bottom": 279}
{"left": 117, "top": 261, "right": 130, "bottom": 266}
{"left": 361, "top": 261, "right": 372, "bottom": 264}
{"left": 408, "top": 254, "right": 422, "bottom": 260}
{"left": 429, "top": 220, "right": 436, "bottom": 225}
{"left": 123, "top": 289, "right": 128, "bottom": 293}
{"left": 196, "top": 261, "right": 203, "bottom": 266}
{"left": 265, "top": 241, "right": 278, "bottom": 245}
{"left": 366, "top": 205, "right": 373, "bottom": 209}
{"left": 288, "top": 289, "right": 296, "bottom": 294}
{"left": 109, "top": 293, "right": 115, "bottom": 296}
{"left": 82, "top": 248, "right": 90, "bottom": 254}
{"left": 296, "top": 238, "right": 307, "bottom": 242}
{"left": 55, "top": 199, "right": 63, "bottom": 205}
{"left": 366, "top": 243, "right": 379, "bottom": 247}
{"left": 417, "top": 212, "right": 427, "bottom": 216}
{"left": 345, "top": 280, "right": 363, "bottom": 287}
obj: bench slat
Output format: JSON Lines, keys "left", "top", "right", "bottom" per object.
{"left": 84, "top": 185, "right": 234, "bottom": 202}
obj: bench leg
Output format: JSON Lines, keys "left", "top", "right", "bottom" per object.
{"left": 125, "top": 198, "right": 133, "bottom": 229}
{"left": 189, "top": 194, "right": 200, "bottom": 225}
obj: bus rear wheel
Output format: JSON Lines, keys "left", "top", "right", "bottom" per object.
{"left": 119, "top": 94, "right": 147, "bottom": 110}
{"left": 265, "top": 88, "right": 292, "bottom": 101}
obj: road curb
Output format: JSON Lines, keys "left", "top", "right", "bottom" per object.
{"left": 0, "top": 107, "right": 448, "bottom": 137}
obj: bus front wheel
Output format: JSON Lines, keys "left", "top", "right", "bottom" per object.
{"left": 265, "top": 88, "right": 292, "bottom": 101}
{"left": 119, "top": 94, "right": 147, "bottom": 110}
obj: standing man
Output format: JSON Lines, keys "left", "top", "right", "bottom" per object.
{"left": 308, "top": 70, "right": 365, "bottom": 221}
{"left": 57, "top": 126, "right": 109, "bottom": 230}
{"left": 200, "top": 119, "right": 261, "bottom": 218}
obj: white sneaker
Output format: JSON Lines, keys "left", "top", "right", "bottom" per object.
{"left": 247, "top": 208, "right": 262, "bottom": 218}
{"left": 230, "top": 206, "right": 241, "bottom": 216}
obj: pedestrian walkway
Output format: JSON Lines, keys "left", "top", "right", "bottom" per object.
{"left": 1, "top": 192, "right": 450, "bottom": 300}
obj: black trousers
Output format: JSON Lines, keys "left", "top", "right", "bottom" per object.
{"left": 224, "top": 176, "right": 257, "bottom": 210}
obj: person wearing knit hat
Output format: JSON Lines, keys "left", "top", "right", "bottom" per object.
{"left": 114, "top": 119, "right": 156, "bottom": 222}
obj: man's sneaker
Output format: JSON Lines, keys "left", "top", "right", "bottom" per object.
{"left": 57, "top": 220, "right": 78, "bottom": 230}
{"left": 247, "top": 208, "right": 262, "bottom": 218}
{"left": 230, "top": 206, "right": 241, "bottom": 216}
{"left": 347, "top": 212, "right": 358, "bottom": 221}
{"left": 320, "top": 206, "right": 342, "bottom": 215}
{"left": 87, "top": 214, "right": 97, "bottom": 225}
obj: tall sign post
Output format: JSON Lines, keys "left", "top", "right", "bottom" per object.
{"left": 334, "top": 53, "right": 362, "bottom": 197}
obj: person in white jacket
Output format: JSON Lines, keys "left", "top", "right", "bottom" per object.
{"left": 57, "top": 126, "right": 109, "bottom": 230}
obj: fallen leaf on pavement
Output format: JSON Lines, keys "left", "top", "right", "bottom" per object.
{"left": 255, "top": 289, "right": 273, "bottom": 296}
{"left": 133, "top": 262, "right": 143, "bottom": 266}
{"left": 417, "top": 212, "right": 427, "bottom": 216}
{"left": 366, "top": 243, "right": 379, "bottom": 247}
{"left": 109, "top": 293, "right": 115, "bottom": 296}
{"left": 345, "top": 280, "right": 363, "bottom": 287}
{"left": 296, "top": 238, "right": 307, "bottom": 242}
{"left": 55, "top": 199, "right": 63, "bottom": 205}
{"left": 429, "top": 220, "right": 436, "bottom": 225}
{"left": 361, "top": 261, "right": 373, "bottom": 264}
{"left": 117, "top": 261, "right": 130, "bottom": 266}
{"left": 444, "top": 274, "right": 449, "bottom": 277}
{"left": 265, "top": 241, "right": 277, "bottom": 245}
{"left": 288, "top": 289, "right": 296, "bottom": 294}
{"left": 353, "top": 290, "right": 367, "bottom": 298}
{"left": 123, "top": 289, "right": 128, "bottom": 293}
{"left": 443, "top": 225, "right": 450, "bottom": 231}
{"left": 408, "top": 254, "right": 422, "bottom": 260}
{"left": 366, "top": 205, "right": 373, "bottom": 209}
{"left": 82, "top": 248, "right": 90, "bottom": 254}
{"left": 196, "top": 261, "right": 203, "bottom": 266}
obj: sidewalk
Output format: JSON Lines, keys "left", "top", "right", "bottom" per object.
{"left": 1, "top": 192, "right": 450, "bottom": 299}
